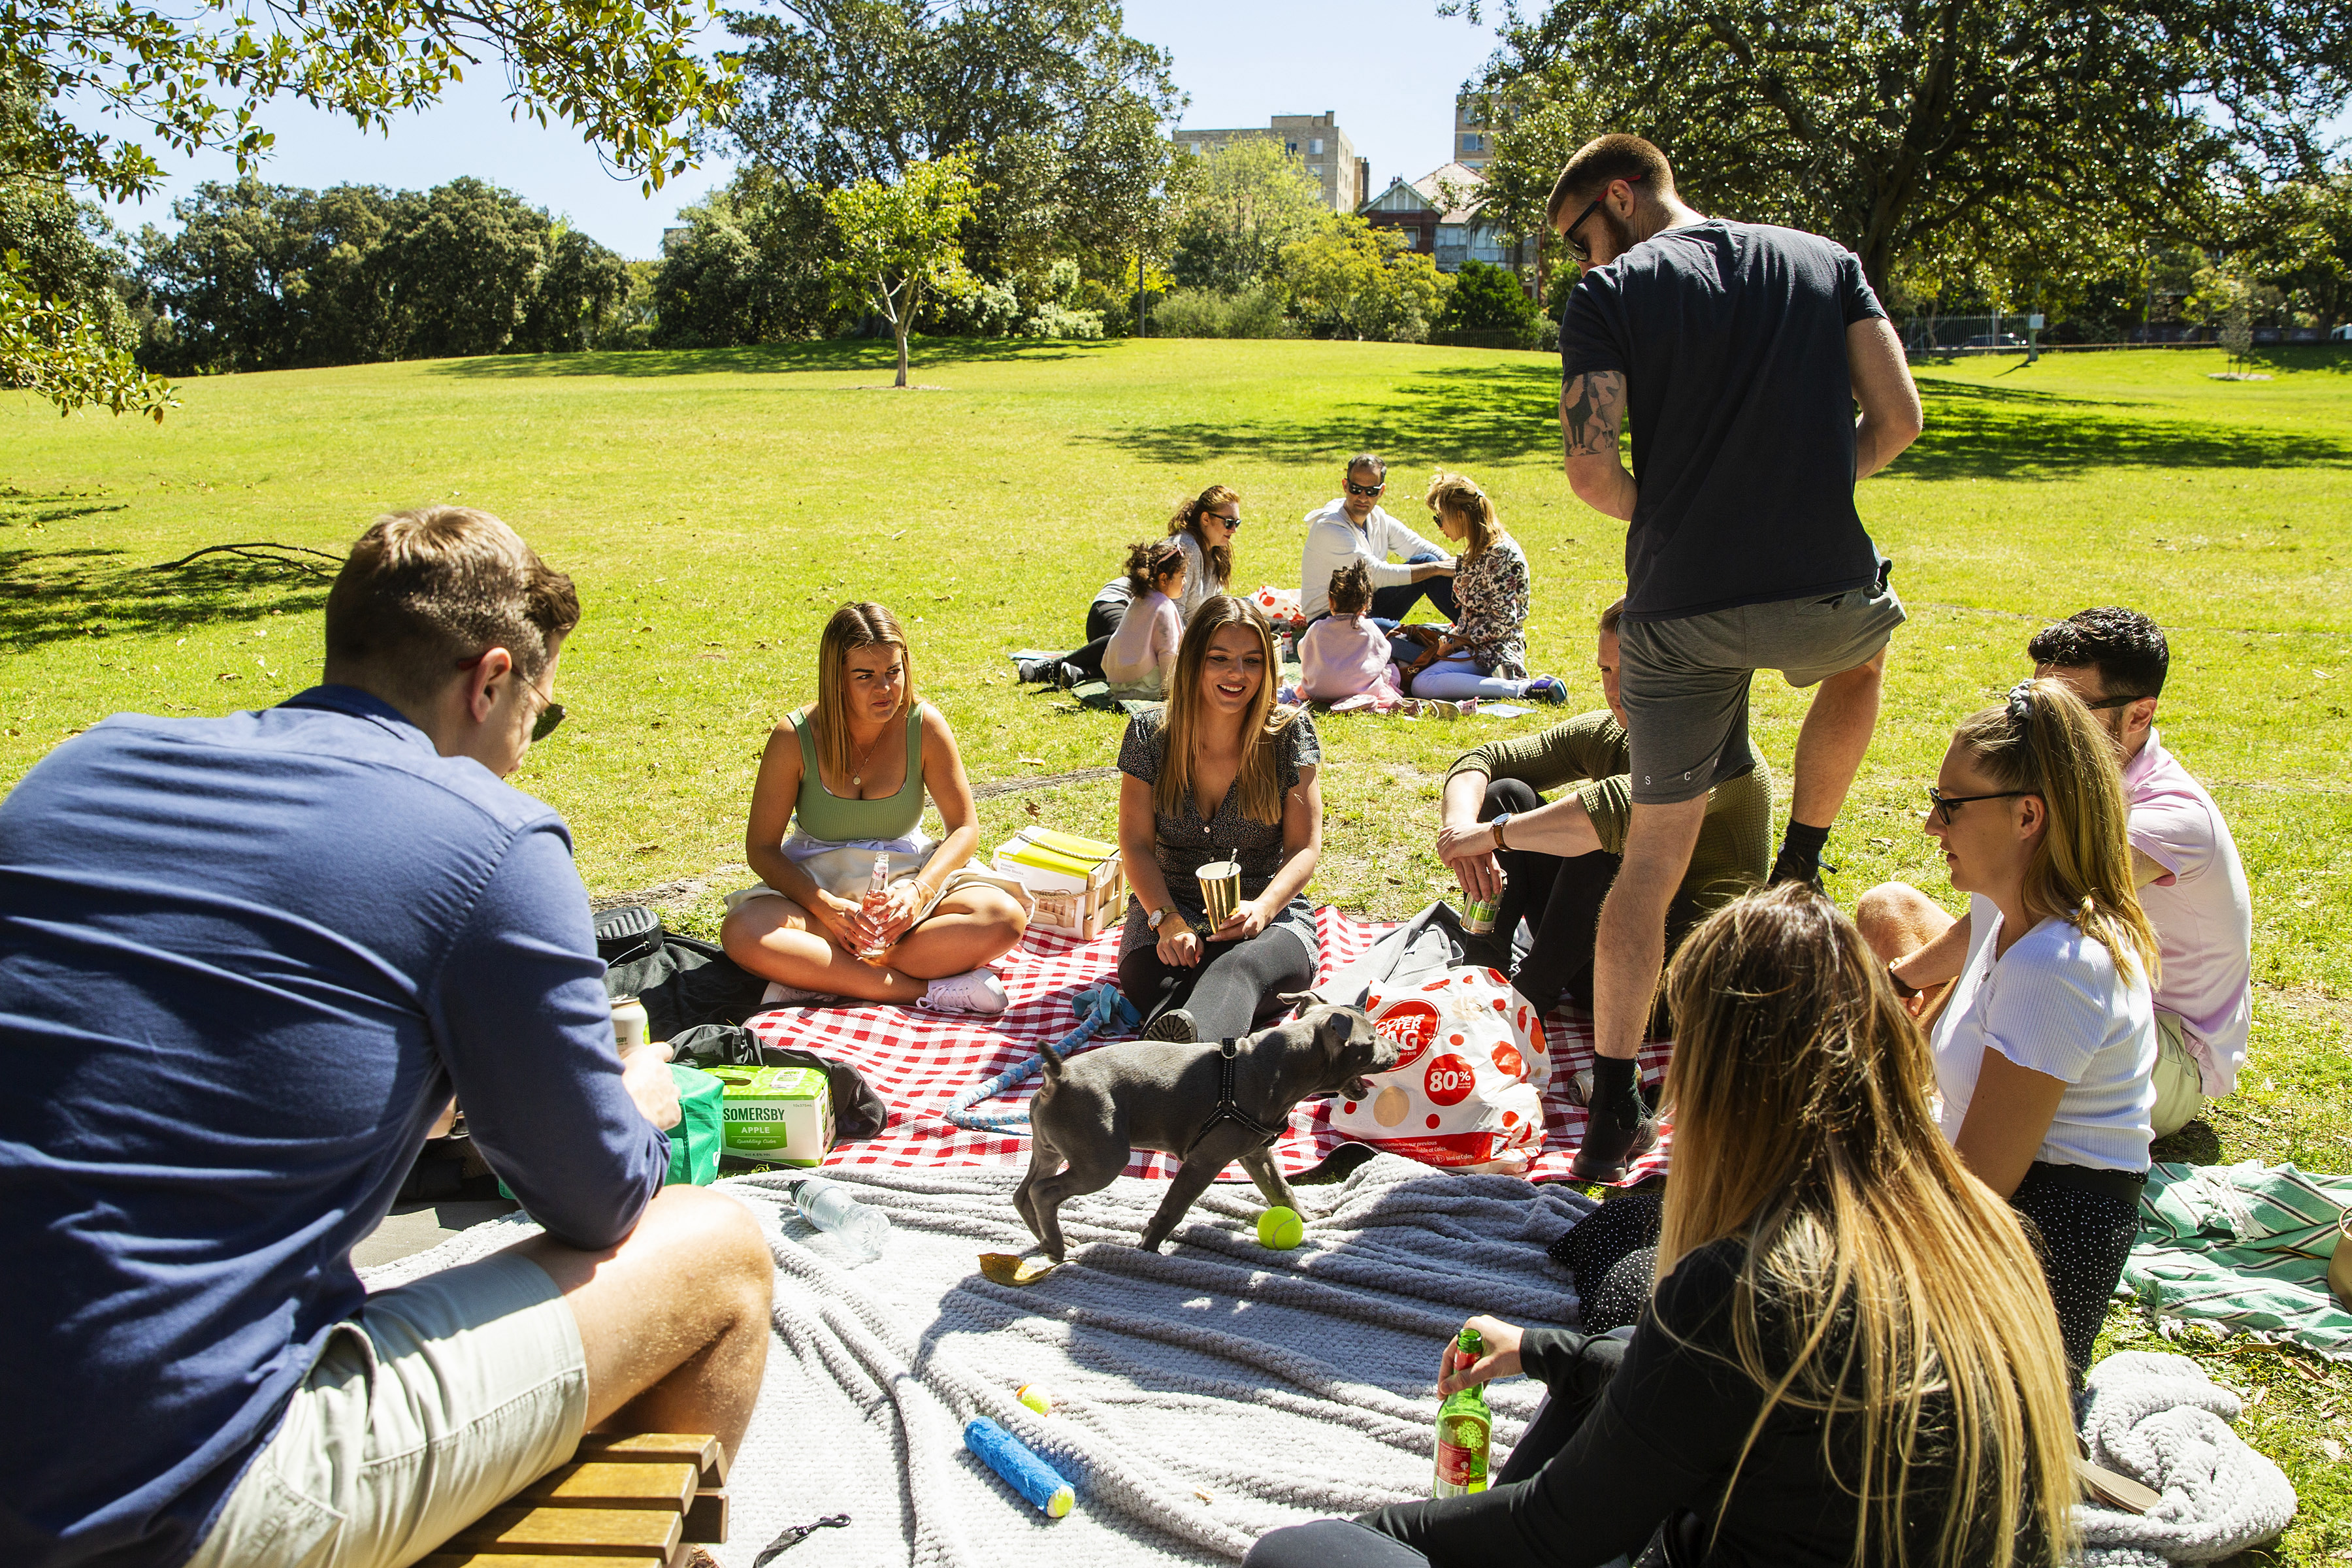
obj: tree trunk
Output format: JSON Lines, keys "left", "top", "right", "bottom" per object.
{"left": 895, "top": 321, "right": 910, "bottom": 387}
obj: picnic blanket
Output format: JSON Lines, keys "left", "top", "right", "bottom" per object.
{"left": 2074, "top": 1350, "right": 2298, "bottom": 1567}
{"left": 363, "top": 1156, "right": 1599, "bottom": 1567}
{"left": 746, "top": 907, "right": 1674, "bottom": 1185}
{"left": 2123, "top": 1161, "right": 2352, "bottom": 1362}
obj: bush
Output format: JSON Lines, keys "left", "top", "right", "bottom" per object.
{"left": 1022, "top": 302, "right": 1104, "bottom": 338}
{"left": 1433, "top": 259, "right": 1535, "bottom": 337}
{"left": 1151, "top": 285, "right": 1296, "bottom": 338}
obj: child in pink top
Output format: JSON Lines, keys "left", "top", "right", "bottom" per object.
{"left": 1100, "top": 540, "right": 1186, "bottom": 696}
{"left": 1299, "top": 563, "right": 1403, "bottom": 708}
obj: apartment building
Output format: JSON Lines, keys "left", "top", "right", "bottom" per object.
{"left": 1453, "top": 93, "right": 1492, "bottom": 172}
{"left": 1172, "top": 112, "right": 1371, "bottom": 213}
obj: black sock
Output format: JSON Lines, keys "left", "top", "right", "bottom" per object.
{"left": 1774, "top": 820, "right": 1831, "bottom": 881}
{"left": 1592, "top": 1056, "right": 1642, "bottom": 1129}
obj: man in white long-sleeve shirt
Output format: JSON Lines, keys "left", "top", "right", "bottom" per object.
{"left": 1298, "top": 453, "right": 1459, "bottom": 625}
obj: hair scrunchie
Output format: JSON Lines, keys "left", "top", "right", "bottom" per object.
{"left": 2006, "top": 679, "right": 2035, "bottom": 724}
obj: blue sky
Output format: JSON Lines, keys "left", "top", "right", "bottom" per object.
{"left": 97, "top": 0, "right": 1509, "bottom": 259}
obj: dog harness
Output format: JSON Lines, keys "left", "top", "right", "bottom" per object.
{"left": 1184, "top": 1037, "right": 1288, "bottom": 1159}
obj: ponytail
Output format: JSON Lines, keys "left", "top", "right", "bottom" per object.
{"left": 1124, "top": 538, "right": 1186, "bottom": 599}
{"left": 1424, "top": 471, "right": 1499, "bottom": 559}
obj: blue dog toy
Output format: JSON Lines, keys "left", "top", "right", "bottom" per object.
{"left": 964, "top": 1416, "right": 1075, "bottom": 1517}
{"left": 947, "top": 982, "right": 1137, "bottom": 1135}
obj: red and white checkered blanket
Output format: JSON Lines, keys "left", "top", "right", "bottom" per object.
{"left": 748, "top": 906, "right": 1673, "bottom": 1186}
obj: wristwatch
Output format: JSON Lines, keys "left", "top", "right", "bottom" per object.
{"left": 1148, "top": 906, "right": 1180, "bottom": 931}
{"left": 1490, "top": 813, "right": 1512, "bottom": 852}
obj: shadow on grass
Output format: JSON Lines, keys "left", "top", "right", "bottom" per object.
{"left": 1085, "top": 359, "right": 1567, "bottom": 468}
{"left": 1, "top": 543, "right": 329, "bottom": 653}
{"left": 424, "top": 336, "right": 1120, "bottom": 381}
{"left": 1895, "top": 384, "right": 2352, "bottom": 478}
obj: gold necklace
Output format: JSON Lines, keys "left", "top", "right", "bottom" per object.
{"left": 847, "top": 723, "right": 888, "bottom": 792}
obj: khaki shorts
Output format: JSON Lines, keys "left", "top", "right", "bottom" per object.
{"left": 2151, "top": 1010, "right": 2206, "bottom": 1139}
{"left": 1618, "top": 576, "right": 1907, "bottom": 805}
{"left": 186, "top": 1249, "right": 588, "bottom": 1568}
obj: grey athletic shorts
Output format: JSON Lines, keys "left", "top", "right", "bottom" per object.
{"left": 1618, "top": 577, "right": 1907, "bottom": 806}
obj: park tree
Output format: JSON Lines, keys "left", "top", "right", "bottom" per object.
{"left": 2226, "top": 171, "right": 2352, "bottom": 331}
{"left": 4, "top": 0, "right": 733, "bottom": 412}
{"left": 1282, "top": 215, "right": 1452, "bottom": 343}
{"left": 521, "top": 224, "right": 637, "bottom": 353}
{"left": 822, "top": 152, "right": 983, "bottom": 386}
{"left": 1452, "top": 0, "right": 2352, "bottom": 306}
{"left": 1168, "top": 137, "right": 1328, "bottom": 295}
{"left": 377, "top": 178, "right": 557, "bottom": 359}
{"left": 136, "top": 180, "right": 400, "bottom": 372}
{"left": 651, "top": 175, "right": 841, "bottom": 348}
{"left": 725, "top": 0, "right": 1181, "bottom": 299}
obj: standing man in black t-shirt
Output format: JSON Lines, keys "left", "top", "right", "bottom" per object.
{"left": 1548, "top": 134, "right": 1924, "bottom": 1179}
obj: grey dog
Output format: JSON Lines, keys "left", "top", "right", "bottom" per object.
{"left": 1015, "top": 1000, "right": 1396, "bottom": 1262}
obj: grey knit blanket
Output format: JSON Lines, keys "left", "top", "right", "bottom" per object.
{"left": 2074, "top": 1350, "right": 2298, "bottom": 1567}
{"left": 362, "top": 1157, "right": 1597, "bottom": 1566}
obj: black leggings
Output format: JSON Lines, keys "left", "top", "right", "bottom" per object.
{"left": 2008, "top": 1163, "right": 2141, "bottom": 1377}
{"left": 1119, "top": 928, "right": 1315, "bottom": 1042}
{"left": 1060, "top": 596, "right": 1127, "bottom": 681}
{"left": 1245, "top": 1336, "right": 1656, "bottom": 1568}
{"left": 1480, "top": 780, "right": 1699, "bottom": 1023}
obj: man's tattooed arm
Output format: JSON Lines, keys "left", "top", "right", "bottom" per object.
{"left": 1561, "top": 370, "right": 1636, "bottom": 520}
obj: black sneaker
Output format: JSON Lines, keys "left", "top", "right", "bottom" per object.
{"left": 1568, "top": 1077, "right": 1658, "bottom": 1184}
{"left": 1141, "top": 1007, "right": 1197, "bottom": 1043}
{"left": 1017, "top": 658, "right": 1058, "bottom": 685}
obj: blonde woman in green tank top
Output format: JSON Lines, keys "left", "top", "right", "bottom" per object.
{"left": 719, "top": 603, "right": 1030, "bottom": 1013}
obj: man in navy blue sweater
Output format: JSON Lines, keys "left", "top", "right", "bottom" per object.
{"left": 0, "top": 506, "right": 774, "bottom": 1568}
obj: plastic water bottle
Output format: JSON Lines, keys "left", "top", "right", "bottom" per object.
{"left": 794, "top": 1175, "right": 891, "bottom": 1262}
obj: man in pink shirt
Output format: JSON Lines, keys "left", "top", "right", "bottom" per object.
{"left": 1867, "top": 608, "right": 2252, "bottom": 1135}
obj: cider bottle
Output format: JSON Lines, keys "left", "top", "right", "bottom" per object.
{"left": 1431, "top": 1327, "right": 1491, "bottom": 1497}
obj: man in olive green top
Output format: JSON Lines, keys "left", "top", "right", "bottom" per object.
{"left": 1435, "top": 600, "right": 1772, "bottom": 1021}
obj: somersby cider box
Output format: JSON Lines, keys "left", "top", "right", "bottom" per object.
{"left": 706, "top": 1064, "right": 834, "bottom": 1166}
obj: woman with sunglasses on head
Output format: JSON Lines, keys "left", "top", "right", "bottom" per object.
{"left": 1857, "top": 678, "right": 2160, "bottom": 1375}
{"left": 1397, "top": 471, "right": 1569, "bottom": 706}
{"left": 721, "top": 602, "right": 1030, "bottom": 1015}
{"left": 1246, "top": 884, "right": 2080, "bottom": 1568}
{"left": 1019, "top": 485, "right": 1243, "bottom": 687}
{"left": 1117, "top": 596, "right": 1322, "bottom": 1044}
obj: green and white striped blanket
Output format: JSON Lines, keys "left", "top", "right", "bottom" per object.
{"left": 2123, "top": 1160, "right": 2352, "bottom": 1361}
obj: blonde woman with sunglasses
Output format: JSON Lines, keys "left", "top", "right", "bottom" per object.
{"left": 1858, "top": 678, "right": 2161, "bottom": 1374}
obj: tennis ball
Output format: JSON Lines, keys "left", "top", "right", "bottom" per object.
{"left": 1018, "top": 1382, "right": 1054, "bottom": 1416}
{"left": 1257, "top": 1206, "right": 1304, "bottom": 1250}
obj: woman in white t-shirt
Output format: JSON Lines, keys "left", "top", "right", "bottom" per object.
{"left": 1905, "top": 678, "right": 2163, "bottom": 1374}
{"left": 1019, "top": 485, "right": 1240, "bottom": 687}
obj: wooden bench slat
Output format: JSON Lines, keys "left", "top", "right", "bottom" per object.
{"left": 683, "top": 1488, "right": 727, "bottom": 1544}
{"left": 448, "top": 1505, "right": 681, "bottom": 1556}
{"left": 522, "top": 1462, "right": 697, "bottom": 1514}
{"left": 573, "top": 1433, "right": 727, "bottom": 1486}
{"left": 421, "top": 1556, "right": 664, "bottom": 1568}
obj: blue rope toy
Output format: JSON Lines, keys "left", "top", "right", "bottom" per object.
{"left": 947, "top": 981, "right": 1138, "bottom": 1135}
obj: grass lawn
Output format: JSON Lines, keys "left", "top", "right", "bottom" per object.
{"left": 5, "top": 336, "right": 2349, "bottom": 1560}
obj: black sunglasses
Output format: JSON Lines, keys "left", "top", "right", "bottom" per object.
{"left": 1562, "top": 173, "right": 1644, "bottom": 262}
{"left": 1213, "top": 512, "right": 1243, "bottom": 529}
{"left": 1344, "top": 480, "right": 1384, "bottom": 497}
{"left": 1925, "top": 784, "right": 2029, "bottom": 826}
{"left": 2082, "top": 693, "right": 2153, "bottom": 710}
{"left": 456, "top": 650, "right": 564, "bottom": 742}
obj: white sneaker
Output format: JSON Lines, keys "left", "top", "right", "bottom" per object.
{"left": 920, "top": 968, "right": 1009, "bottom": 1015}
{"left": 759, "top": 980, "right": 839, "bottom": 1008}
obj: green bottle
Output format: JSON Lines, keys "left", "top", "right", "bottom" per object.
{"left": 1431, "top": 1326, "right": 1492, "bottom": 1497}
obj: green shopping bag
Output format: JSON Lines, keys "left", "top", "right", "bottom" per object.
{"left": 662, "top": 1064, "right": 723, "bottom": 1187}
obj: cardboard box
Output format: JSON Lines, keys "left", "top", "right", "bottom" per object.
{"left": 993, "top": 828, "right": 1125, "bottom": 939}
{"left": 706, "top": 1064, "right": 834, "bottom": 1166}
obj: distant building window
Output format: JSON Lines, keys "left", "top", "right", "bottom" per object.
{"left": 1309, "top": 138, "right": 1324, "bottom": 155}
{"left": 1461, "top": 134, "right": 1484, "bottom": 153}
{"left": 1286, "top": 141, "right": 1298, "bottom": 154}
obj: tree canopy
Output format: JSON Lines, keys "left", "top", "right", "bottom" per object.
{"left": 1454, "top": 0, "right": 2352, "bottom": 306}
{"left": 725, "top": 0, "right": 1181, "bottom": 289}
{"left": 1168, "top": 137, "right": 1330, "bottom": 294}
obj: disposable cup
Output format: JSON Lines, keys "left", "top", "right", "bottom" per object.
{"left": 1197, "top": 860, "right": 1243, "bottom": 927}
